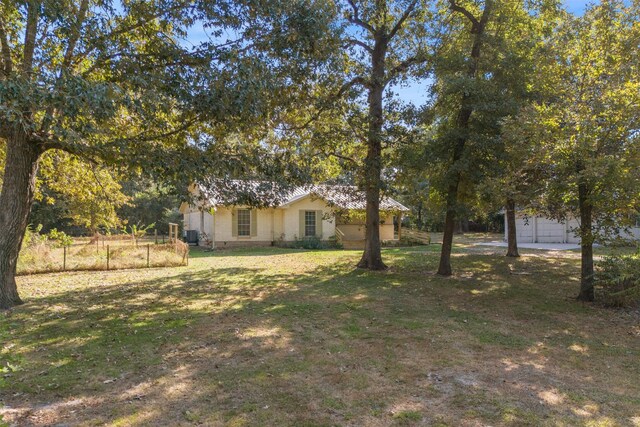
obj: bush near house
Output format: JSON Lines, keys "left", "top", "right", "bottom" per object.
{"left": 277, "top": 236, "right": 343, "bottom": 250}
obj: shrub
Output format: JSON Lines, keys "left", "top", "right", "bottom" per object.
{"left": 276, "top": 236, "right": 342, "bottom": 250}
{"left": 23, "top": 224, "right": 47, "bottom": 247}
{"left": 596, "top": 249, "right": 640, "bottom": 307}
{"left": 47, "top": 228, "right": 73, "bottom": 248}
{"left": 293, "top": 236, "right": 325, "bottom": 249}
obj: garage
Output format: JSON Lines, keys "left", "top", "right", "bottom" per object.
{"left": 506, "top": 215, "right": 581, "bottom": 244}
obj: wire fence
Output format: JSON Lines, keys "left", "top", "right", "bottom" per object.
{"left": 17, "top": 236, "right": 189, "bottom": 276}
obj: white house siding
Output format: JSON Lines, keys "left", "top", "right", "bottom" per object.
{"left": 338, "top": 224, "right": 364, "bottom": 240}
{"left": 182, "top": 195, "right": 405, "bottom": 248}
{"left": 210, "top": 207, "right": 275, "bottom": 248}
{"left": 273, "top": 209, "right": 285, "bottom": 241}
{"left": 380, "top": 216, "right": 395, "bottom": 240}
{"left": 184, "top": 211, "right": 204, "bottom": 233}
{"left": 335, "top": 214, "right": 395, "bottom": 241}
{"left": 281, "top": 197, "right": 336, "bottom": 241}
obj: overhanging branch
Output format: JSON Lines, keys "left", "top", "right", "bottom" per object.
{"left": 389, "top": 0, "right": 419, "bottom": 39}
{"left": 346, "top": 0, "right": 375, "bottom": 34}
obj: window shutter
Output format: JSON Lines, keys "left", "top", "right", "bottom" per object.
{"left": 299, "top": 210, "right": 305, "bottom": 238}
{"left": 232, "top": 209, "right": 238, "bottom": 237}
{"left": 316, "top": 210, "right": 323, "bottom": 238}
{"left": 250, "top": 209, "right": 258, "bottom": 236}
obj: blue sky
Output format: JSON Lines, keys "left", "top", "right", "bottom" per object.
{"left": 564, "top": 0, "right": 592, "bottom": 14}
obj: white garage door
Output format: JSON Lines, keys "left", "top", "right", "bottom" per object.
{"left": 516, "top": 218, "right": 534, "bottom": 243}
{"left": 536, "top": 218, "right": 566, "bottom": 243}
{"left": 510, "top": 215, "right": 591, "bottom": 243}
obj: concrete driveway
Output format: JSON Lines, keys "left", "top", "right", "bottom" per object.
{"left": 476, "top": 241, "right": 582, "bottom": 251}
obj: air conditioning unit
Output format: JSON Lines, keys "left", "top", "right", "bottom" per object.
{"left": 185, "top": 230, "right": 199, "bottom": 245}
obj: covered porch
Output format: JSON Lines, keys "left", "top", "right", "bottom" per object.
{"left": 334, "top": 211, "right": 406, "bottom": 250}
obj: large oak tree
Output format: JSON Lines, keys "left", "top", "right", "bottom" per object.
{"left": 0, "top": 0, "right": 333, "bottom": 309}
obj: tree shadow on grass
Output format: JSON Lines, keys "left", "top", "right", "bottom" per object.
{"left": 1, "top": 250, "right": 639, "bottom": 426}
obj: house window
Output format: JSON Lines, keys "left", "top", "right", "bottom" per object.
{"left": 237, "top": 209, "right": 251, "bottom": 236}
{"left": 304, "top": 210, "right": 316, "bottom": 237}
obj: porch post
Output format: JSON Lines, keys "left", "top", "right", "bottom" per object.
{"left": 398, "top": 212, "right": 402, "bottom": 240}
{"left": 210, "top": 208, "right": 216, "bottom": 249}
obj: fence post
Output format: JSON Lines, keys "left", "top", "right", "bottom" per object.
{"left": 147, "top": 244, "right": 150, "bottom": 268}
{"left": 107, "top": 245, "right": 110, "bottom": 270}
{"left": 63, "top": 246, "right": 67, "bottom": 271}
{"left": 162, "top": 233, "right": 165, "bottom": 244}
{"left": 96, "top": 237, "right": 99, "bottom": 254}
{"left": 155, "top": 229, "right": 158, "bottom": 244}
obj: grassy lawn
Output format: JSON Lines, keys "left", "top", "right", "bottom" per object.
{"left": 1, "top": 236, "right": 639, "bottom": 426}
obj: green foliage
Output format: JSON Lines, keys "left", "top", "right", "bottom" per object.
{"left": 23, "top": 225, "right": 72, "bottom": 249}
{"left": 274, "top": 0, "right": 434, "bottom": 191}
{"left": 121, "top": 223, "right": 156, "bottom": 246}
{"left": 417, "top": 0, "right": 557, "bottom": 212}
{"left": 393, "top": 410, "right": 422, "bottom": 423}
{"left": 46, "top": 229, "right": 73, "bottom": 248}
{"left": 536, "top": 1, "right": 640, "bottom": 238}
{"left": 596, "top": 250, "right": 640, "bottom": 307}
{"left": 38, "top": 153, "right": 129, "bottom": 233}
{"left": 118, "top": 180, "right": 181, "bottom": 234}
{"left": 23, "top": 224, "right": 47, "bottom": 248}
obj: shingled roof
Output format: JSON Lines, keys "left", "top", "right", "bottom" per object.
{"left": 197, "top": 182, "right": 409, "bottom": 212}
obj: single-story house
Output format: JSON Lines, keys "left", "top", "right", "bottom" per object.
{"left": 505, "top": 214, "right": 640, "bottom": 244}
{"left": 180, "top": 183, "right": 410, "bottom": 249}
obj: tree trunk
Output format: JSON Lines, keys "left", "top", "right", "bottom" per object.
{"left": 505, "top": 198, "right": 519, "bottom": 257}
{"left": 577, "top": 181, "right": 594, "bottom": 302}
{"left": 0, "top": 131, "right": 42, "bottom": 309}
{"left": 436, "top": 1, "right": 492, "bottom": 276}
{"left": 437, "top": 191, "right": 457, "bottom": 276}
{"left": 358, "top": 31, "right": 387, "bottom": 271}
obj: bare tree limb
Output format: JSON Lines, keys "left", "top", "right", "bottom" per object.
{"left": 41, "top": 0, "right": 90, "bottom": 135}
{"left": 61, "top": 0, "right": 89, "bottom": 70}
{"left": 388, "top": 0, "right": 418, "bottom": 40}
{"left": 346, "top": 0, "right": 375, "bottom": 34}
{"left": 315, "top": 148, "right": 359, "bottom": 164}
{"left": 344, "top": 38, "right": 374, "bottom": 54}
{"left": 448, "top": 0, "right": 480, "bottom": 30}
{"left": 386, "top": 54, "right": 428, "bottom": 82}
{"left": 0, "top": 18, "right": 12, "bottom": 76}
{"left": 21, "top": 0, "right": 39, "bottom": 75}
